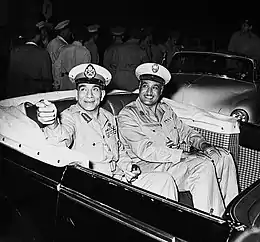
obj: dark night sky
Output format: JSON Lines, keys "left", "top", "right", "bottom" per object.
{"left": 5, "top": 0, "right": 260, "bottom": 39}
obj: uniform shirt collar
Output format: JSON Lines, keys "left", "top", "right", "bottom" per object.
{"left": 135, "top": 97, "right": 165, "bottom": 121}
{"left": 74, "top": 103, "right": 109, "bottom": 127}
{"left": 57, "top": 35, "right": 68, "bottom": 44}
{"left": 25, "top": 41, "right": 38, "bottom": 46}
{"left": 72, "top": 40, "right": 82, "bottom": 46}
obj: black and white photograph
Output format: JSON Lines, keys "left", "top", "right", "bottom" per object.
{"left": 1, "top": 1, "right": 260, "bottom": 241}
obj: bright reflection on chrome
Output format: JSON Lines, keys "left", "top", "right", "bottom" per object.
{"left": 230, "top": 109, "right": 249, "bottom": 123}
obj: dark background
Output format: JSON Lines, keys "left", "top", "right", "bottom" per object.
{"left": 4, "top": 0, "right": 259, "bottom": 34}
{"left": 0, "top": 0, "right": 258, "bottom": 100}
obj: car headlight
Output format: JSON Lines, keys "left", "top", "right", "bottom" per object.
{"left": 230, "top": 109, "right": 249, "bottom": 123}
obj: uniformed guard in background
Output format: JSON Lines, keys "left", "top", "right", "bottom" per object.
{"left": 47, "top": 19, "right": 72, "bottom": 64}
{"left": 36, "top": 20, "right": 53, "bottom": 48}
{"left": 228, "top": 19, "right": 260, "bottom": 62}
{"left": 103, "top": 26, "right": 125, "bottom": 90}
{"left": 84, "top": 24, "right": 100, "bottom": 64}
{"left": 6, "top": 23, "right": 53, "bottom": 98}
{"left": 52, "top": 25, "right": 91, "bottom": 90}
{"left": 107, "top": 26, "right": 149, "bottom": 92}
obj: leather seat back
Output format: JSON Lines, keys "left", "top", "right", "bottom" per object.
{"left": 25, "top": 94, "right": 138, "bottom": 127}
{"left": 102, "top": 94, "right": 138, "bottom": 116}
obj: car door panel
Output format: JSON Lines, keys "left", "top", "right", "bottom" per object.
{"left": 56, "top": 165, "right": 231, "bottom": 242}
{"left": 0, "top": 144, "right": 65, "bottom": 241}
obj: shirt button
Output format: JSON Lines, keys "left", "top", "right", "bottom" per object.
{"left": 152, "top": 130, "right": 156, "bottom": 132}
{"left": 103, "top": 135, "right": 105, "bottom": 138}
{"left": 92, "top": 143, "right": 96, "bottom": 146}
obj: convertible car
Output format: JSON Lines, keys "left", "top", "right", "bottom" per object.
{"left": 1, "top": 90, "right": 260, "bottom": 242}
{"left": 167, "top": 51, "right": 260, "bottom": 125}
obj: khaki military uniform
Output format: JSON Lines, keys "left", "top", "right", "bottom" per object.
{"left": 109, "top": 39, "right": 149, "bottom": 92}
{"left": 47, "top": 35, "right": 68, "bottom": 64}
{"left": 84, "top": 40, "right": 99, "bottom": 64}
{"left": 43, "top": 103, "right": 178, "bottom": 200}
{"left": 118, "top": 97, "right": 239, "bottom": 217}
{"left": 103, "top": 40, "right": 123, "bottom": 75}
{"left": 52, "top": 41, "right": 91, "bottom": 90}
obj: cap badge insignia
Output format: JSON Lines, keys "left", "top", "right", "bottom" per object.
{"left": 84, "top": 64, "right": 96, "bottom": 79}
{"left": 152, "top": 64, "right": 159, "bottom": 73}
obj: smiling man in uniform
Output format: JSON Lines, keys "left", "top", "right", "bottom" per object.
{"left": 118, "top": 62, "right": 239, "bottom": 217}
{"left": 35, "top": 63, "right": 178, "bottom": 200}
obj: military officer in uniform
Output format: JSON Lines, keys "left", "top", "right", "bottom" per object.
{"left": 103, "top": 26, "right": 125, "bottom": 72}
{"left": 108, "top": 26, "right": 149, "bottom": 92}
{"left": 103, "top": 26, "right": 125, "bottom": 90}
{"left": 84, "top": 24, "right": 100, "bottom": 64}
{"left": 228, "top": 19, "right": 260, "bottom": 62}
{"left": 35, "top": 63, "right": 178, "bottom": 200}
{"left": 36, "top": 20, "right": 53, "bottom": 48}
{"left": 118, "top": 63, "right": 239, "bottom": 217}
{"left": 52, "top": 25, "right": 91, "bottom": 91}
{"left": 47, "top": 20, "right": 72, "bottom": 64}
{"left": 6, "top": 23, "right": 53, "bottom": 98}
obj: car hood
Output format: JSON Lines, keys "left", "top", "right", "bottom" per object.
{"left": 171, "top": 74, "right": 256, "bottom": 114}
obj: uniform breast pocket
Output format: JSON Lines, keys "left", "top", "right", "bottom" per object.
{"left": 142, "top": 126, "right": 166, "bottom": 146}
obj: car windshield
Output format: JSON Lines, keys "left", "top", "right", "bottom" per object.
{"left": 169, "top": 52, "right": 254, "bottom": 83}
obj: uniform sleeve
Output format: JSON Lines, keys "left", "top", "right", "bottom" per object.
{"left": 103, "top": 49, "right": 110, "bottom": 69}
{"left": 140, "top": 48, "right": 150, "bottom": 63}
{"left": 109, "top": 48, "right": 119, "bottom": 76}
{"left": 172, "top": 111, "right": 207, "bottom": 150}
{"left": 118, "top": 108, "right": 183, "bottom": 164}
{"left": 46, "top": 42, "right": 55, "bottom": 64}
{"left": 43, "top": 109, "right": 76, "bottom": 147}
{"left": 52, "top": 56, "right": 62, "bottom": 90}
{"left": 117, "top": 136, "right": 133, "bottom": 172}
{"left": 83, "top": 48, "right": 92, "bottom": 63}
{"left": 112, "top": 117, "right": 133, "bottom": 173}
{"left": 41, "top": 51, "right": 53, "bottom": 91}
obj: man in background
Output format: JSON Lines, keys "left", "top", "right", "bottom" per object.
{"left": 84, "top": 24, "right": 100, "bottom": 64}
{"left": 52, "top": 25, "right": 91, "bottom": 90}
{"left": 47, "top": 19, "right": 72, "bottom": 64}
{"left": 103, "top": 26, "right": 125, "bottom": 90}
{"left": 6, "top": 23, "right": 53, "bottom": 98}
{"left": 228, "top": 19, "right": 260, "bottom": 62}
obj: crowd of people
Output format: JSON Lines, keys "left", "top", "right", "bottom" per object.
{"left": 4, "top": 18, "right": 183, "bottom": 99}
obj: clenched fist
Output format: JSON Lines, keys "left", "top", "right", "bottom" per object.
{"left": 36, "top": 100, "right": 58, "bottom": 126}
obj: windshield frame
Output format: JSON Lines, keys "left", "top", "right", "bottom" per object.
{"left": 170, "top": 51, "right": 256, "bottom": 83}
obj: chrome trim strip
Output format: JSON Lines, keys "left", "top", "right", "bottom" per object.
{"left": 173, "top": 51, "right": 255, "bottom": 63}
{"left": 74, "top": 165, "right": 227, "bottom": 224}
{"left": 171, "top": 72, "right": 252, "bottom": 83}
